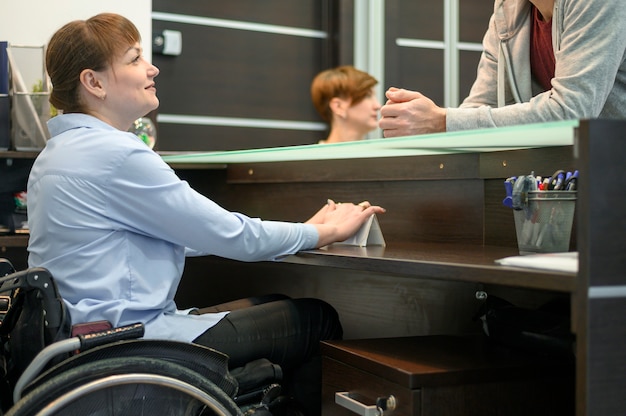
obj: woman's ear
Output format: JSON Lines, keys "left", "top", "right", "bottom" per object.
{"left": 79, "top": 68, "right": 107, "bottom": 101}
{"left": 329, "top": 97, "right": 348, "bottom": 119}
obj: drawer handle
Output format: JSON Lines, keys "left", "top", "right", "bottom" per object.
{"left": 335, "top": 392, "right": 396, "bottom": 416}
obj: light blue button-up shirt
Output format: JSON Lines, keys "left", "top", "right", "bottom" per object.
{"left": 27, "top": 114, "right": 319, "bottom": 342}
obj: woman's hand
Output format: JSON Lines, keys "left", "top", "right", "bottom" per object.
{"left": 306, "top": 199, "right": 386, "bottom": 248}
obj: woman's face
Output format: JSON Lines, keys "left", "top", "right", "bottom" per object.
{"left": 100, "top": 43, "right": 160, "bottom": 126}
{"left": 346, "top": 89, "right": 381, "bottom": 133}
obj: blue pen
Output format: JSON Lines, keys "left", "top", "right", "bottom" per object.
{"left": 547, "top": 170, "right": 565, "bottom": 190}
{"left": 565, "top": 170, "right": 579, "bottom": 191}
{"left": 502, "top": 176, "right": 516, "bottom": 208}
{"left": 512, "top": 173, "right": 537, "bottom": 210}
{"left": 553, "top": 172, "right": 565, "bottom": 190}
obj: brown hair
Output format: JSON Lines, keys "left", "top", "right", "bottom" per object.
{"left": 310, "top": 65, "right": 378, "bottom": 123}
{"left": 45, "top": 13, "right": 141, "bottom": 113}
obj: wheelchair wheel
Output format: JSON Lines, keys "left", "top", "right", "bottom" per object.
{"left": 22, "top": 339, "right": 238, "bottom": 398}
{"left": 7, "top": 357, "right": 243, "bottom": 416}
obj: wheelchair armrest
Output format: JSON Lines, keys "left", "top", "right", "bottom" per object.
{"left": 77, "top": 322, "right": 144, "bottom": 351}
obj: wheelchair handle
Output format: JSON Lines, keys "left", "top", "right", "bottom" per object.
{"left": 78, "top": 322, "right": 145, "bottom": 351}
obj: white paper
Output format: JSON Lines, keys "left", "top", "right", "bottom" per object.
{"left": 495, "top": 251, "right": 578, "bottom": 273}
{"left": 331, "top": 214, "right": 386, "bottom": 247}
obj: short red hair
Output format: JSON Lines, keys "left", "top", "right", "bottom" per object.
{"left": 310, "top": 66, "right": 378, "bottom": 123}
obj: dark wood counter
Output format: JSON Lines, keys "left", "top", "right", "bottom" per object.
{"left": 289, "top": 242, "right": 575, "bottom": 293}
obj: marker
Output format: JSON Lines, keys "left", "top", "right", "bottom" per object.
{"left": 564, "top": 170, "right": 579, "bottom": 191}
{"left": 553, "top": 172, "right": 565, "bottom": 190}
{"left": 502, "top": 176, "right": 516, "bottom": 208}
{"left": 547, "top": 170, "right": 565, "bottom": 190}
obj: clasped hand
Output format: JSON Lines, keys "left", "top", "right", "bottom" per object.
{"left": 306, "top": 199, "right": 385, "bottom": 248}
{"left": 379, "top": 87, "right": 447, "bottom": 137}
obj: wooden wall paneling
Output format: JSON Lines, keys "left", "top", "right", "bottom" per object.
{"left": 176, "top": 161, "right": 487, "bottom": 246}
{"left": 388, "top": 1, "right": 444, "bottom": 40}
{"left": 384, "top": 1, "right": 445, "bottom": 106}
{"left": 152, "top": 0, "right": 325, "bottom": 28}
{"left": 152, "top": 1, "right": 344, "bottom": 151}
{"left": 152, "top": 21, "right": 326, "bottom": 151}
{"left": 222, "top": 179, "right": 485, "bottom": 245}
{"left": 383, "top": 1, "right": 401, "bottom": 98}
{"left": 396, "top": 48, "right": 445, "bottom": 107}
{"left": 336, "top": 0, "right": 354, "bottom": 65}
{"left": 459, "top": 0, "right": 493, "bottom": 43}
{"left": 458, "top": 0, "right": 493, "bottom": 101}
{"left": 224, "top": 154, "right": 481, "bottom": 183}
{"left": 385, "top": 0, "right": 493, "bottom": 107}
{"left": 458, "top": 50, "right": 482, "bottom": 103}
{"left": 153, "top": 26, "right": 321, "bottom": 120}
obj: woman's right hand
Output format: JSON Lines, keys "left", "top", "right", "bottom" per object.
{"left": 307, "top": 199, "right": 385, "bottom": 248}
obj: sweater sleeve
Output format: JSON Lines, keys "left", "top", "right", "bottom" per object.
{"left": 447, "top": 0, "right": 626, "bottom": 131}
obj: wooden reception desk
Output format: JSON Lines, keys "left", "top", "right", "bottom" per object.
{"left": 162, "top": 119, "right": 625, "bottom": 415}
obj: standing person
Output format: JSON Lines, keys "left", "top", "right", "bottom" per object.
{"left": 28, "top": 13, "right": 385, "bottom": 415}
{"left": 379, "top": 0, "right": 626, "bottom": 137}
{"left": 310, "top": 65, "right": 381, "bottom": 144}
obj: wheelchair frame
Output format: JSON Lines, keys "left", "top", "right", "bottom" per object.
{"left": 0, "top": 259, "right": 287, "bottom": 416}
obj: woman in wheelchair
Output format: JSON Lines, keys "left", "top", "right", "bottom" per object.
{"left": 23, "top": 12, "right": 385, "bottom": 416}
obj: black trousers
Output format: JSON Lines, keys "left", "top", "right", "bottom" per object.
{"left": 191, "top": 294, "right": 343, "bottom": 415}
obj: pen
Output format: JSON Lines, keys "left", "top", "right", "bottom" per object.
{"left": 565, "top": 170, "right": 579, "bottom": 191}
{"left": 565, "top": 171, "right": 572, "bottom": 182}
{"left": 512, "top": 173, "right": 537, "bottom": 210}
{"left": 553, "top": 172, "right": 565, "bottom": 190}
{"left": 502, "top": 176, "right": 516, "bottom": 208}
{"left": 547, "top": 170, "right": 565, "bottom": 190}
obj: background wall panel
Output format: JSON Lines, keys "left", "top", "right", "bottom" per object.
{"left": 152, "top": 0, "right": 493, "bottom": 151}
{"left": 152, "top": 0, "right": 341, "bottom": 151}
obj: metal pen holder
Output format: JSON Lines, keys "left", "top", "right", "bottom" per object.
{"left": 513, "top": 190, "right": 577, "bottom": 255}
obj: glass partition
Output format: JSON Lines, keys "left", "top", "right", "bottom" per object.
{"left": 161, "top": 120, "right": 578, "bottom": 164}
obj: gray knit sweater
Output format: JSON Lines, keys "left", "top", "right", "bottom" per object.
{"left": 446, "top": 0, "right": 626, "bottom": 131}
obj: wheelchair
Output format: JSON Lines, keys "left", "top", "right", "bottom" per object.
{"left": 0, "top": 259, "right": 297, "bottom": 416}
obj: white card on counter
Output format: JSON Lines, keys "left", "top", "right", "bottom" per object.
{"left": 332, "top": 214, "right": 386, "bottom": 247}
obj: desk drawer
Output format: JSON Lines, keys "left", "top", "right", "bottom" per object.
{"left": 321, "top": 336, "right": 574, "bottom": 416}
{"left": 322, "top": 356, "right": 420, "bottom": 416}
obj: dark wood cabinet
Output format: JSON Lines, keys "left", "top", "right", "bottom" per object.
{"left": 321, "top": 336, "right": 574, "bottom": 416}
